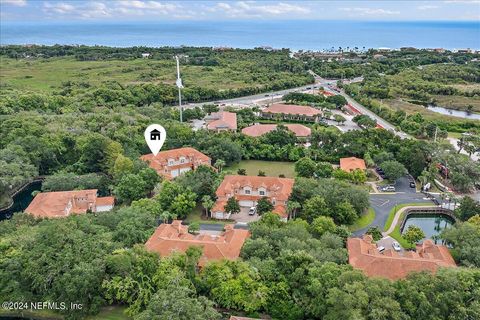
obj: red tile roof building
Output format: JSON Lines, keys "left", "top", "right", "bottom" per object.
{"left": 339, "top": 157, "right": 366, "bottom": 172}
{"left": 145, "top": 220, "right": 250, "bottom": 267}
{"left": 212, "top": 175, "right": 294, "bottom": 220}
{"left": 261, "top": 104, "right": 322, "bottom": 122}
{"left": 347, "top": 235, "right": 456, "bottom": 280}
{"left": 25, "top": 189, "right": 114, "bottom": 218}
{"left": 140, "top": 147, "right": 211, "bottom": 180}
{"left": 241, "top": 124, "right": 311, "bottom": 138}
{"left": 206, "top": 111, "right": 237, "bottom": 132}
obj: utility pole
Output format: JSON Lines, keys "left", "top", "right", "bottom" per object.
{"left": 175, "top": 55, "right": 184, "bottom": 122}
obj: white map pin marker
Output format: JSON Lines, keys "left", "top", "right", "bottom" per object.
{"left": 144, "top": 124, "right": 166, "bottom": 156}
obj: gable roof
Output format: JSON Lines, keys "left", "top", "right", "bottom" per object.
{"left": 145, "top": 220, "right": 250, "bottom": 266}
{"left": 340, "top": 157, "right": 366, "bottom": 172}
{"left": 241, "top": 124, "right": 311, "bottom": 137}
{"left": 263, "top": 104, "right": 322, "bottom": 116}
{"left": 215, "top": 175, "right": 294, "bottom": 202}
{"left": 206, "top": 111, "right": 237, "bottom": 130}
{"left": 25, "top": 189, "right": 98, "bottom": 218}
{"left": 347, "top": 236, "right": 456, "bottom": 280}
{"left": 140, "top": 147, "right": 211, "bottom": 179}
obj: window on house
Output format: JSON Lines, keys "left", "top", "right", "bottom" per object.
{"left": 168, "top": 160, "right": 174, "bottom": 165}
{"left": 272, "top": 199, "right": 276, "bottom": 205}
{"left": 259, "top": 190, "right": 265, "bottom": 196}
{"left": 245, "top": 189, "right": 251, "bottom": 195}
{"left": 180, "top": 159, "right": 185, "bottom": 164}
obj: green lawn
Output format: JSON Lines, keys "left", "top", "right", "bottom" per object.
{"left": 184, "top": 205, "right": 232, "bottom": 225}
{"left": 226, "top": 160, "right": 296, "bottom": 178}
{"left": 349, "top": 208, "right": 375, "bottom": 231}
{"left": 383, "top": 202, "right": 433, "bottom": 232}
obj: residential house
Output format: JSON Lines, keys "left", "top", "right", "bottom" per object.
{"left": 205, "top": 111, "right": 237, "bottom": 132}
{"left": 25, "top": 189, "right": 114, "bottom": 218}
{"left": 241, "top": 124, "right": 311, "bottom": 138}
{"left": 347, "top": 235, "right": 456, "bottom": 280}
{"left": 140, "top": 147, "right": 211, "bottom": 180}
{"left": 261, "top": 104, "right": 322, "bottom": 122}
{"left": 340, "top": 157, "right": 366, "bottom": 172}
{"left": 145, "top": 220, "right": 250, "bottom": 267}
{"left": 212, "top": 175, "right": 294, "bottom": 221}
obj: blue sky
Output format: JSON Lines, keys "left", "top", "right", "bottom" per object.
{"left": 1, "top": 0, "right": 479, "bottom": 21}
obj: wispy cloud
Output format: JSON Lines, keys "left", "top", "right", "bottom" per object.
{"left": 417, "top": 5, "right": 439, "bottom": 10}
{"left": 443, "top": 0, "right": 480, "bottom": 3}
{"left": 1, "top": 0, "right": 27, "bottom": 6}
{"left": 339, "top": 7, "right": 400, "bottom": 16}
{"left": 209, "top": 1, "right": 310, "bottom": 18}
{"left": 43, "top": 2, "right": 75, "bottom": 14}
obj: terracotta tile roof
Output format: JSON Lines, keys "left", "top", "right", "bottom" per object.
{"left": 241, "top": 124, "right": 311, "bottom": 137}
{"left": 340, "top": 157, "right": 366, "bottom": 172}
{"left": 206, "top": 111, "right": 237, "bottom": 130}
{"left": 25, "top": 189, "right": 109, "bottom": 218}
{"left": 140, "top": 147, "right": 211, "bottom": 180}
{"left": 95, "top": 196, "right": 115, "bottom": 206}
{"left": 213, "top": 175, "right": 294, "bottom": 218}
{"left": 347, "top": 236, "right": 456, "bottom": 280}
{"left": 229, "top": 317, "right": 260, "bottom": 320}
{"left": 145, "top": 220, "right": 250, "bottom": 266}
{"left": 263, "top": 104, "right": 322, "bottom": 116}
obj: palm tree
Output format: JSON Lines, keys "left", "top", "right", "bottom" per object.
{"left": 201, "top": 195, "right": 215, "bottom": 218}
{"left": 287, "top": 201, "right": 301, "bottom": 220}
{"left": 214, "top": 159, "right": 226, "bottom": 172}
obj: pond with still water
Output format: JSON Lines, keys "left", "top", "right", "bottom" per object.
{"left": 427, "top": 105, "right": 480, "bottom": 120}
{"left": 402, "top": 213, "right": 454, "bottom": 240}
{"left": 0, "top": 181, "right": 42, "bottom": 220}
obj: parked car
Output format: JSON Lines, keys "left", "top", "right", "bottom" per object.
{"left": 377, "top": 246, "right": 386, "bottom": 253}
{"left": 248, "top": 207, "right": 257, "bottom": 216}
{"left": 409, "top": 181, "right": 416, "bottom": 188}
{"left": 383, "top": 186, "right": 396, "bottom": 192}
{"left": 392, "top": 241, "right": 401, "bottom": 252}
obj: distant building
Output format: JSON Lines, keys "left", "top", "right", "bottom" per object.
{"left": 145, "top": 220, "right": 250, "bottom": 267}
{"left": 205, "top": 111, "right": 237, "bottom": 132}
{"left": 339, "top": 157, "right": 366, "bottom": 172}
{"left": 140, "top": 147, "right": 211, "bottom": 180}
{"left": 25, "top": 189, "right": 114, "bottom": 218}
{"left": 456, "top": 48, "right": 473, "bottom": 53}
{"left": 262, "top": 104, "right": 322, "bottom": 123}
{"left": 141, "top": 53, "right": 151, "bottom": 58}
{"left": 347, "top": 235, "right": 456, "bottom": 280}
{"left": 212, "top": 175, "right": 294, "bottom": 220}
{"left": 242, "top": 124, "right": 311, "bottom": 138}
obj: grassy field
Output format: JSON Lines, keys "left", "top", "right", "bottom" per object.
{"left": 0, "top": 57, "right": 256, "bottom": 92}
{"left": 349, "top": 207, "right": 376, "bottom": 231}
{"left": 184, "top": 205, "right": 232, "bottom": 225}
{"left": 383, "top": 202, "right": 434, "bottom": 232}
{"left": 226, "top": 160, "right": 296, "bottom": 178}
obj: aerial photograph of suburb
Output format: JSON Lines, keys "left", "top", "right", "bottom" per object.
{"left": 0, "top": 0, "right": 479, "bottom": 319}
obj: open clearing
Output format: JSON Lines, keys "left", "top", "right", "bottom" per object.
{"left": 227, "top": 160, "right": 296, "bottom": 178}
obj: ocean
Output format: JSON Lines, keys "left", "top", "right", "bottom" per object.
{"left": 1, "top": 20, "right": 479, "bottom": 50}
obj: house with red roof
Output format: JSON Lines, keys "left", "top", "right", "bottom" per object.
{"left": 340, "top": 157, "right": 366, "bottom": 172}
{"left": 140, "top": 147, "right": 211, "bottom": 180}
{"left": 241, "top": 124, "right": 311, "bottom": 138}
{"left": 25, "top": 189, "right": 114, "bottom": 218}
{"left": 145, "top": 220, "right": 250, "bottom": 267}
{"left": 212, "top": 175, "right": 294, "bottom": 221}
{"left": 261, "top": 104, "right": 322, "bottom": 122}
{"left": 347, "top": 235, "right": 456, "bottom": 280}
{"left": 206, "top": 111, "right": 237, "bottom": 132}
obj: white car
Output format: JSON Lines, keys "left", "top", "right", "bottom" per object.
{"left": 377, "top": 246, "right": 385, "bottom": 253}
{"left": 248, "top": 207, "right": 257, "bottom": 216}
{"left": 392, "top": 241, "right": 401, "bottom": 252}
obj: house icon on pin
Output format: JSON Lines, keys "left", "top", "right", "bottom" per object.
{"left": 150, "top": 129, "right": 161, "bottom": 140}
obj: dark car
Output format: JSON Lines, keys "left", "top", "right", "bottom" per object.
{"left": 409, "top": 181, "right": 416, "bottom": 188}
